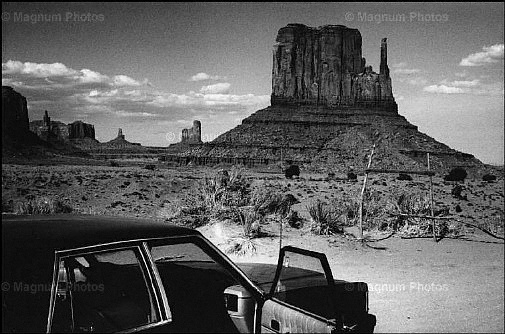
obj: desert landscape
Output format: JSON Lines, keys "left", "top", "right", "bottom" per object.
{"left": 2, "top": 161, "right": 504, "bottom": 332}
{"left": 2, "top": 2, "right": 504, "bottom": 333}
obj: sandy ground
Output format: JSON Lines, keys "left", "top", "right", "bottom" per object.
{"left": 2, "top": 163, "right": 504, "bottom": 332}
{"left": 199, "top": 220, "right": 504, "bottom": 333}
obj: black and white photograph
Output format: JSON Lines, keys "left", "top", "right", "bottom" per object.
{"left": 2, "top": 2, "right": 504, "bottom": 333}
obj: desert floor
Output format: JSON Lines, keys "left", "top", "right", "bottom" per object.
{"left": 2, "top": 162, "right": 504, "bottom": 332}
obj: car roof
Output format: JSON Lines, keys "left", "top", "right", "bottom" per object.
{"left": 2, "top": 214, "right": 200, "bottom": 252}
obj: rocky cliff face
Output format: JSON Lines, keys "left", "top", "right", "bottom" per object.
{"left": 2, "top": 86, "right": 30, "bottom": 140}
{"left": 69, "top": 121, "right": 95, "bottom": 140}
{"left": 271, "top": 24, "right": 395, "bottom": 110}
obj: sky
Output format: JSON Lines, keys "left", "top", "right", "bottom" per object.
{"left": 2, "top": 2, "right": 504, "bottom": 165}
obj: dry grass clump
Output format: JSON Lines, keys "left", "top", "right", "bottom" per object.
{"left": 15, "top": 196, "right": 73, "bottom": 214}
{"left": 307, "top": 199, "right": 341, "bottom": 235}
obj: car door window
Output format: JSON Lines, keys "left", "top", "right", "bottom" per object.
{"left": 51, "top": 248, "right": 159, "bottom": 333}
{"left": 149, "top": 241, "right": 244, "bottom": 333}
{"left": 271, "top": 249, "right": 334, "bottom": 319}
{"left": 260, "top": 246, "right": 338, "bottom": 333}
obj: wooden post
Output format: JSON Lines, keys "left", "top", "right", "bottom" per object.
{"left": 359, "top": 144, "right": 375, "bottom": 241}
{"left": 427, "top": 153, "right": 436, "bottom": 242}
{"left": 279, "top": 215, "right": 283, "bottom": 252}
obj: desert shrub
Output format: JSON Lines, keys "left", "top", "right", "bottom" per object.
{"left": 144, "top": 164, "right": 156, "bottom": 171}
{"left": 444, "top": 167, "right": 467, "bottom": 182}
{"left": 397, "top": 173, "right": 412, "bottom": 181}
{"left": 15, "top": 197, "right": 73, "bottom": 214}
{"left": 199, "top": 167, "right": 251, "bottom": 209}
{"left": 225, "top": 207, "right": 262, "bottom": 256}
{"left": 168, "top": 167, "right": 252, "bottom": 228}
{"left": 225, "top": 238, "right": 257, "bottom": 256}
{"left": 330, "top": 195, "right": 359, "bottom": 227}
{"left": 330, "top": 190, "right": 390, "bottom": 231}
{"left": 109, "top": 160, "right": 119, "bottom": 167}
{"left": 307, "top": 199, "right": 341, "bottom": 235}
{"left": 284, "top": 165, "right": 300, "bottom": 179}
{"left": 228, "top": 165, "right": 247, "bottom": 189}
{"left": 451, "top": 185, "right": 467, "bottom": 200}
{"left": 222, "top": 166, "right": 250, "bottom": 206}
{"left": 161, "top": 196, "right": 210, "bottom": 228}
{"left": 2, "top": 198, "right": 14, "bottom": 213}
{"left": 249, "top": 186, "right": 283, "bottom": 215}
{"left": 482, "top": 174, "right": 496, "bottom": 182}
{"left": 198, "top": 175, "right": 227, "bottom": 210}
{"left": 361, "top": 190, "right": 390, "bottom": 230}
{"left": 392, "top": 192, "right": 458, "bottom": 237}
{"left": 285, "top": 210, "right": 303, "bottom": 228}
{"left": 234, "top": 207, "right": 262, "bottom": 239}
{"left": 395, "top": 192, "right": 431, "bottom": 216}
{"left": 347, "top": 172, "right": 357, "bottom": 180}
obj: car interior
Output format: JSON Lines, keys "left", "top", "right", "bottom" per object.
{"left": 53, "top": 246, "right": 246, "bottom": 333}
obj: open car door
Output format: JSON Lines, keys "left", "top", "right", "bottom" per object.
{"left": 260, "top": 246, "right": 375, "bottom": 333}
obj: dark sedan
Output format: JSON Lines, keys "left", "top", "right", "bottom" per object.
{"left": 2, "top": 214, "right": 376, "bottom": 333}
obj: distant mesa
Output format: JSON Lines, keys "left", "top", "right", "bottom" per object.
{"left": 2, "top": 86, "right": 30, "bottom": 141}
{"left": 2, "top": 86, "right": 47, "bottom": 148}
{"left": 165, "top": 120, "right": 203, "bottom": 154}
{"left": 181, "top": 120, "right": 202, "bottom": 144}
{"left": 29, "top": 110, "right": 99, "bottom": 148}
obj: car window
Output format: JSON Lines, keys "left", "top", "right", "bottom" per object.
{"left": 272, "top": 249, "right": 334, "bottom": 319}
{"left": 149, "top": 241, "right": 243, "bottom": 333}
{"left": 51, "top": 248, "right": 159, "bottom": 333}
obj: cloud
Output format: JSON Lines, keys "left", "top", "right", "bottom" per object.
{"left": 423, "top": 80, "right": 503, "bottom": 96}
{"left": 392, "top": 62, "right": 421, "bottom": 74}
{"left": 113, "top": 75, "right": 144, "bottom": 87}
{"left": 2, "top": 59, "right": 270, "bottom": 131}
{"left": 393, "top": 68, "right": 421, "bottom": 75}
{"left": 423, "top": 85, "right": 464, "bottom": 94}
{"left": 459, "top": 44, "right": 504, "bottom": 66}
{"left": 454, "top": 71, "right": 468, "bottom": 78}
{"left": 392, "top": 62, "right": 407, "bottom": 68}
{"left": 148, "top": 90, "right": 269, "bottom": 109}
{"left": 441, "top": 79, "right": 480, "bottom": 87}
{"left": 190, "top": 72, "right": 226, "bottom": 81}
{"left": 396, "top": 76, "right": 427, "bottom": 86}
{"left": 2, "top": 60, "right": 149, "bottom": 89}
{"left": 199, "top": 82, "right": 231, "bottom": 94}
{"left": 2, "top": 60, "right": 77, "bottom": 77}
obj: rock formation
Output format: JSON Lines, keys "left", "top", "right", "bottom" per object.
{"left": 164, "top": 24, "right": 488, "bottom": 174}
{"left": 30, "top": 111, "right": 97, "bottom": 145}
{"left": 117, "top": 128, "right": 125, "bottom": 140}
{"left": 271, "top": 24, "right": 395, "bottom": 110}
{"left": 2, "top": 86, "right": 30, "bottom": 141}
{"left": 181, "top": 120, "right": 202, "bottom": 144}
{"left": 102, "top": 128, "right": 142, "bottom": 149}
{"left": 69, "top": 121, "right": 95, "bottom": 140}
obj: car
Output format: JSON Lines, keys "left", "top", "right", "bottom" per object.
{"left": 2, "top": 214, "right": 376, "bottom": 333}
